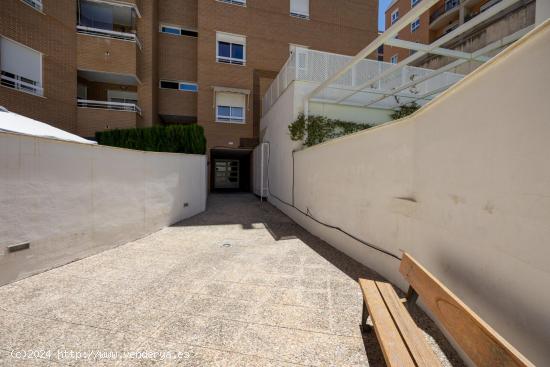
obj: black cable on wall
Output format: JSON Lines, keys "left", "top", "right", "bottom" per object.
{"left": 262, "top": 141, "right": 401, "bottom": 261}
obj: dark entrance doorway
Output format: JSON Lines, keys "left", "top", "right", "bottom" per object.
{"left": 210, "top": 148, "right": 252, "bottom": 192}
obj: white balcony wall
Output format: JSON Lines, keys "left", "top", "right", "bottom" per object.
{"left": 0, "top": 135, "right": 207, "bottom": 286}
{"left": 258, "top": 21, "right": 550, "bottom": 366}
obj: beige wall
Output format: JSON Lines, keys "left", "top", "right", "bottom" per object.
{"left": 0, "top": 132, "right": 207, "bottom": 286}
{"left": 259, "top": 22, "right": 550, "bottom": 366}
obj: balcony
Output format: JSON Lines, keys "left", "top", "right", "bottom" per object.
{"left": 77, "top": 33, "right": 141, "bottom": 81}
{"left": 76, "top": 104, "right": 141, "bottom": 137}
{"left": 429, "top": 0, "right": 461, "bottom": 29}
{"left": 76, "top": 70, "right": 141, "bottom": 137}
{"left": 464, "top": 0, "right": 503, "bottom": 22}
{"left": 76, "top": 0, "right": 140, "bottom": 43}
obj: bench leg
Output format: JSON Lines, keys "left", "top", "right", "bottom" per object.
{"left": 405, "top": 286, "right": 419, "bottom": 310}
{"left": 361, "top": 300, "right": 371, "bottom": 333}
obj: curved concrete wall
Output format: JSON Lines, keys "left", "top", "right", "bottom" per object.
{"left": 260, "top": 21, "right": 550, "bottom": 365}
{"left": 0, "top": 133, "right": 207, "bottom": 286}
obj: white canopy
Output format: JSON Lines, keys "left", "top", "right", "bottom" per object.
{"left": 0, "top": 107, "right": 96, "bottom": 145}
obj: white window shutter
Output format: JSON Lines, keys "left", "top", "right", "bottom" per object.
{"left": 216, "top": 32, "right": 246, "bottom": 45}
{"left": 216, "top": 92, "right": 245, "bottom": 108}
{"left": 0, "top": 37, "right": 42, "bottom": 84}
{"left": 291, "top": 0, "right": 309, "bottom": 16}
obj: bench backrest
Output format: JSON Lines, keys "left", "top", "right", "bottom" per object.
{"left": 399, "top": 253, "right": 534, "bottom": 367}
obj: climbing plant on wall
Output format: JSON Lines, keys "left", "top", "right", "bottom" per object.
{"left": 390, "top": 102, "right": 420, "bottom": 120}
{"left": 288, "top": 114, "right": 372, "bottom": 147}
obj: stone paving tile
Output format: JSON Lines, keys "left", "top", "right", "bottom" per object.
{"left": 0, "top": 193, "right": 466, "bottom": 367}
{"left": 39, "top": 296, "right": 127, "bottom": 331}
{"left": 233, "top": 323, "right": 369, "bottom": 366}
{"left": 252, "top": 303, "right": 332, "bottom": 334}
{"left": 155, "top": 314, "right": 247, "bottom": 350}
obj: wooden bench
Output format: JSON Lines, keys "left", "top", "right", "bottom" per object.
{"left": 359, "top": 253, "right": 534, "bottom": 367}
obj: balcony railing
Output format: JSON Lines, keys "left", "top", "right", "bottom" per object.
{"left": 76, "top": 26, "right": 142, "bottom": 50}
{"left": 430, "top": 0, "right": 460, "bottom": 24}
{"left": 77, "top": 99, "right": 142, "bottom": 114}
{"left": 1, "top": 72, "right": 43, "bottom": 96}
{"left": 262, "top": 48, "right": 464, "bottom": 114}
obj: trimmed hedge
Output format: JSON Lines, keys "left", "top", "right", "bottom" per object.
{"left": 95, "top": 125, "right": 206, "bottom": 154}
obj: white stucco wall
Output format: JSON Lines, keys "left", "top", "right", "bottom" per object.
{"left": 260, "top": 21, "right": 550, "bottom": 366}
{"left": 0, "top": 133, "right": 207, "bottom": 285}
{"left": 309, "top": 101, "right": 393, "bottom": 125}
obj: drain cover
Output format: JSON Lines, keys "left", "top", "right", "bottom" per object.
{"left": 222, "top": 243, "right": 232, "bottom": 248}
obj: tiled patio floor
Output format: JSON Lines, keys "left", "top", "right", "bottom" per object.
{"left": 0, "top": 194, "right": 463, "bottom": 366}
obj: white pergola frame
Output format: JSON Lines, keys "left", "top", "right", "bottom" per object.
{"left": 304, "top": 0, "right": 525, "bottom": 115}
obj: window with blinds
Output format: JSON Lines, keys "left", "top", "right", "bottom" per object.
{"left": 216, "top": 32, "right": 246, "bottom": 65}
{"left": 216, "top": 92, "right": 246, "bottom": 123}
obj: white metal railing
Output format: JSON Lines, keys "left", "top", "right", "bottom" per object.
{"left": 1, "top": 73, "right": 43, "bottom": 96}
{"left": 262, "top": 52, "right": 297, "bottom": 115}
{"left": 262, "top": 48, "right": 463, "bottom": 114}
{"left": 21, "top": 0, "right": 43, "bottom": 11}
{"left": 76, "top": 26, "right": 143, "bottom": 50}
{"left": 77, "top": 99, "right": 142, "bottom": 114}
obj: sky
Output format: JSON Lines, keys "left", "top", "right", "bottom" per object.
{"left": 379, "top": 0, "right": 392, "bottom": 32}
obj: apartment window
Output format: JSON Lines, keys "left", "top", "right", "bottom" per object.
{"left": 0, "top": 37, "right": 43, "bottom": 96}
{"left": 216, "top": 92, "right": 246, "bottom": 123}
{"left": 391, "top": 9, "right": 399, "bottom": 25}
{"left": 290, "top": 0, "right": 309, "bottom": 19}
{"left": 216, "top": 32, "right": 246, "bottom": 65}
{"left": 390, "top": 54, "right": 398, "bottom": 64}
{"left": 411, "top": 18, "right": 420, "bottom": 32}
{"left": 21, "top": 0, "right": 43, "bottom": 11}
{"left": 160, "top": 25, "right": 198, "bottom": 38}
{"left": 160, "top": 80, "right": 199, "bottom": 92}
{"left": 411, "top": 0, "right": 421, "bottom": 7}
{"left": 218, "top": 0, "right": 246, "bottom": 6}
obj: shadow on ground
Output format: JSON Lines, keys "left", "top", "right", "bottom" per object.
{"left": 175, "top": 193, "right": 465, "bottom": 367}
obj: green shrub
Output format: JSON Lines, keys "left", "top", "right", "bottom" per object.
{"left": 390, "top": 102, "right": 420, "bottom": 120}
{"left": 288, "top": 114, "right": 372, "bottom": 147}
{"left": 95, "top": 124, "right": 206, "bottom": 154}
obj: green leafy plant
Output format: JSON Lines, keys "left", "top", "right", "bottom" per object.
{"left": 390, "top": 102, "right": 420, "bottom": 120}
{"left": 288, "top": 114, "right": 372, "bottom": 147}
{"left": 95, "top": 124, "right": 207, "bottom": 154}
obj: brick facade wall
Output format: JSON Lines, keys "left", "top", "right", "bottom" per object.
{"left": 2, "top": 0, "right": 378, "bottom": 144}
{"left": 77, "top": 34, "right": 140, "bottom": 79}
{"left": 0, "top": 0, "right": 77, "bottom": 133}
{"left": 196, "top": 0, "right": 378, "bottom": 150}
{"left": 76, "top": 108, "right": 141, "bottom": 137}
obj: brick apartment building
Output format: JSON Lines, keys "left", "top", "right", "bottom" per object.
{"left": 383, "top": 0, "right": 535, "bottom": 73}
{"left": 0, "top": 0, "right": 378, "bottom": 191}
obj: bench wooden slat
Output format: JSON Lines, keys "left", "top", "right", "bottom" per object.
{"left": 399, "top": 253, "right": 535, "bottom": 367}
{"left": 376, "top": 281, "right": 442, "bottom": 367}
{"left": 359, "top": 279, "right": 416, "bottom": 367}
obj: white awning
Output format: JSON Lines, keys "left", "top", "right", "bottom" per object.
{"left": 0, "top": 107, "right": 97, "bottom": 145}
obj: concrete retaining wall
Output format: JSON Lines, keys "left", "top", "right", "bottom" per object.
{"left": 0, "top": 133, "right": 207, "bottom": 286}
{"left": 259, "top": 22, "right": 550, "bottom": 365}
